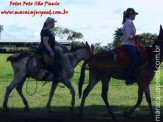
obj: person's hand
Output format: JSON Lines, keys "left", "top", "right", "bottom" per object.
{"left": 50, "top": 51, "right": 55, "bottom": 57}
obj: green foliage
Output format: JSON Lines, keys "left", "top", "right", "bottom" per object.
{"left": 71, "top": 41, "right": 83, "bottom": 47}
{"left": 113, "top": 27, "right": 123, "bottom": 47}
{"left": 0, "top": 54, "right": 163, "bottom": 116}
{"left": 67, "top": 31, "right": 83, "bottom": 41}
{"left": 0, "top": 25, "right": 4, "bottom": 40}
{"left": 140, "top": 33, "right": 157, "bottom": 46}
{"left": 107, "top": 43, "right": 113, "bottom": 51}
{"left": 52, "top": 26, "right": 83, "bottom": 41}
{"left": 112, "top": 27, "right": 158, "bottom": 47}
{"left": 52, "top": 26, "right": 64, "bottom": 38}
{"left": 94, "top": 43, "right": 106, "bottom": 53}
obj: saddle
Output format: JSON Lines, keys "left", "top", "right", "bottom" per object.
{"left": 28, "top": 48, "right": 65, "bottom": 72}
{"left": 113, "top": 41, "right": 148, "bottom": 66}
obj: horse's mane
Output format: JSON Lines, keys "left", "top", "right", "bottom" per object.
{"left": 7, "top": 51, "right": 30, "bottom": 62}
{"left": 94, "top": 51, "right": 113, "bottom": 57}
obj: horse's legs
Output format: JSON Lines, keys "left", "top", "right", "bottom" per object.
{"left": 3, "top": 77, "right": 21, "bottom": 111}
{"left": 144, "top": 85, "right": 154, "bottom": 115}
{"left": 124, "top": 84, "right": 144, "bottom": 116}
{"left": 62, "top": 80, "right": 75, "bottom": 112}
{"left": 101, "top": 78, "right": 116, "bottom": 119}
{"left": 79, "top": 70, "right": 99, "bottom": 116}
{"left": 16, "top": 77, "right": 29, "bottom": 112}
{"left": 46, "top": 81, "right": 58, "bottom": 112}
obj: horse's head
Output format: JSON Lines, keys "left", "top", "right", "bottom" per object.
{"left": 148, "top": 25, "right": 163, "bottom": 65}
{"left": 70, "top": 41, "right": 91, "bottom": 61}
{"left": 70, "top": 41, "right": 91, "bottom": 53}
{"left": 70, "top": 42, "right": 84, "bottom": 52}
{"left": 154, "top": 25, "right": 163, "bottom": 59}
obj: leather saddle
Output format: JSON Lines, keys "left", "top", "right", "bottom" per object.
{"left": 28, "top": 48, "right": 64, "bottom": 72}
{"left": 113, "top": 41, "right": 148, "bottom": 66}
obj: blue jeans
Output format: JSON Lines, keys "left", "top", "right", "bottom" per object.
{"left": 38, "top": 44, "right": 61, "bottom": 79}
{"left": 53, "top": 49, "right": 61, "bottom": 79}
{"left": 122, "top": 45, "right": 140, "bottom": 73}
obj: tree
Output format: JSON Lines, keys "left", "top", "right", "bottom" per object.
{"left": 113, "top": 27, "right": 123, "bottom": 47}
{"left": 0, "top": 25, "right": 4, "bottom": 40}
{"left": 52, "top": 27, "right": 83, "bottom": 41}
{"left": 107, "top": 43, "right": 113, "bottom": 51}
{"left": 67, "top": 31, "right": 83, "bottom": 41}
{"left": 112, "top": 27, "right": 158, "bottom": 47}
{"left": 139, "top": 33, "right": 157, "bottom": 46}
{"left": 52, "top": 26, "right": 64, "bottom": 39}
{"left": 94, "top": 43, "right": 106, "bottom": 53}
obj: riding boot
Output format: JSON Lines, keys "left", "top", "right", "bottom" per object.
{"left": 125, "top": 68, "right": 136, "bottom": 85}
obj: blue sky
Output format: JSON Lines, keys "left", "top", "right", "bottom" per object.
{"left": 0, "top": 0, "right": 163, "bottom": 45}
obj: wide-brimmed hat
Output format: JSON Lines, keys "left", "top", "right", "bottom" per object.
{"left": 45, "top": 17, "right": 57, "bottom": 24}
{"left": 125, "top": 8, "right": 138, "bottom": 15}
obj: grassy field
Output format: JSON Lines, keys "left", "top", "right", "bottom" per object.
{"left": 0, "top": 53, "right": 163, "bottom": 116}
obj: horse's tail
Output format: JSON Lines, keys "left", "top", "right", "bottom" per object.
{"left": 7, "top": 51, "right": 30, "bottom": 62}
{"left": 78, "top": 60, "right": 88, "bottom": 98}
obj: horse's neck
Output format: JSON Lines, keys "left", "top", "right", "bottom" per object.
{"left": 69, "top": 49, "right": 86, "bottom": 68}
{"left": 148, "top": 43, "right": 162, "bottom": 71}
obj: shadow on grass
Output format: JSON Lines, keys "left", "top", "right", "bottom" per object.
{"left": 0, "top": 105, "right": 162, "bottom": 122}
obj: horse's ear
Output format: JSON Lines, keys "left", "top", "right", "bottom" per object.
{"left": 86, "top": 41, "right": 91, "bottom": 51}
{"left": 161, "top": 25, "right": 163, "bottom": 33}
{"left": 160, "top": 25, "right": 163, "bottom": 30}
{"left": 158, "top": 25, "right": 163, "bottom": 41}
{"left": 82, "top": 42, "right": 85, "bottom": 46}
{"left": 86, "top": 41, "right": 89, "bottom": 47}
{"left": 158, "top": 25, "right": 162, "bottom": 37}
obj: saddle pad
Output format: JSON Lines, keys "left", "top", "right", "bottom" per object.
{"left": 114, "top": 42, "right": 148, "bottom": 66}
{"left": 42, "top": 52, "right": 54, "bottom": 66}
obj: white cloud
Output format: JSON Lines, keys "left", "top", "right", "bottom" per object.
{"left": 0, "top": 0, "right": 163, "bottom": 45}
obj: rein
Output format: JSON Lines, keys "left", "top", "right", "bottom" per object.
{"left": 140, "top": 37, "right": 163, "bottom": 42}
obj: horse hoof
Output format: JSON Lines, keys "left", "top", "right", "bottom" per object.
{"left": 150, "top": 111, "right": 155, "bottom": 116}
{"left": 70, "top": 107, "right": 74, "bottom": 112}
{"left": 78, "top": 113, "right": 82, "bottom": 119}
{"left": 25, "top": 107, "right": 29, "bottom": 112}
{"left": 48, "top": 108, "right": 55, "bottom": 113}
{"left": 112, "top": 114, "right": 117, "bottom": 120}
{"left": 124, "top": 111, "right": 129, "bottom": 117}
{"left": 3, "top": 108, "right": 9, "bottom": 112}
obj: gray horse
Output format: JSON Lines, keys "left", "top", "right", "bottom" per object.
{"left": 3, "top": 42, "right": 91, "bottom": 112}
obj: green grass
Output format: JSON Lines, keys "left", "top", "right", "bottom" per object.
{"left": 0, "top": 54, "right": 163, "bottom": 116}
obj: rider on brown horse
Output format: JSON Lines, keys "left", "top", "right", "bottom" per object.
{"left": 122, "top": 8, "right": 144, "bottom": 85}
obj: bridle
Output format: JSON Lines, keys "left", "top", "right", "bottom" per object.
{"left": 66, "top": 46, "right": 89, "bottom": 67}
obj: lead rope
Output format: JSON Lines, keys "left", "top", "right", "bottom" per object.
{"left": 26, "top": 78, "right": 38, "bottom": 96}
{"left": 25, "top": 56, "right": 38, "bottom": 96}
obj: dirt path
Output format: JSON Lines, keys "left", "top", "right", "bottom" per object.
{"left": 0, "top": 112, "right": 161, "bottom": 122}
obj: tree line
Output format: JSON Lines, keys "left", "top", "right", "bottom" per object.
{"left": 0, "top": 25, "right": 158, "bottom": 54}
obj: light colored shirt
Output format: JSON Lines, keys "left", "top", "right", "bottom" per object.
{"left": 122, "top": 19, "right": 136, "bottom": 47}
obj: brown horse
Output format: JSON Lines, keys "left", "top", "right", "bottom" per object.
{"left": 78, "top": 26, "right": 163, "bottom": 119}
